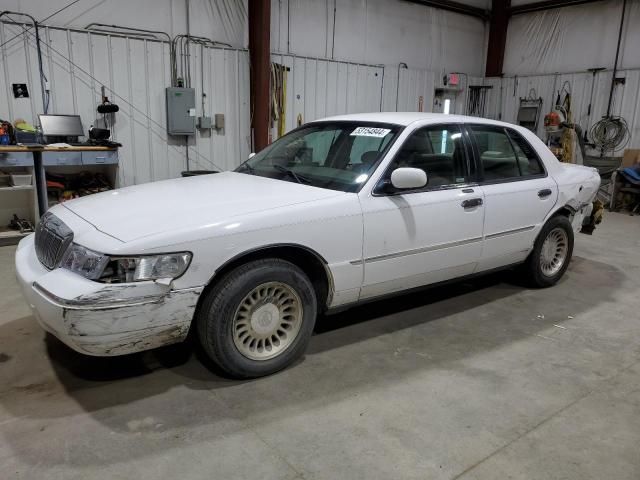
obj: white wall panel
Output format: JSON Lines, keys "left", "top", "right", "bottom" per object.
{"left": 3, "top": 0, "right": 488, "bottom": 72}
{"left": 270, "top": 53, "right": 384, "bottom": 137}
{"left": 187, "top": 46, "right": 252, "bottom": 170}
{"left": 0, "top": 22, "right": 250, "bottom": 186}
{"left": 271, "top": 0, "right": 487, "bottom": 76}
{"left": 504, "top": 0, "right": 640, "bottom": 75}
{"left": 494, "top": 0, "right": 640, "bottom": 153}
{"left": 3, "top": 0, "right": 248, "bottom": 47}
{"left": 383, "top": 66, "right": 484, "bottom": 115}
{"left": 484, "top": 70, "right": 640, "bottom": 151}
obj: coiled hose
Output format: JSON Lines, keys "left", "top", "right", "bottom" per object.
{"left": 589, "top": 116, "right": 630, "bottom": 152}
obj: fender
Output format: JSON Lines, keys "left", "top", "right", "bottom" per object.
{"left": 204, "top": 242, "right": 336, "bottom": 308}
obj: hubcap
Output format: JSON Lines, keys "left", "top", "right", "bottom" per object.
{"left": 540, "top": 227, "right": 568, "bottom": 277}
{"left": 232, "top": 282, "right": 303, "bottom": 361}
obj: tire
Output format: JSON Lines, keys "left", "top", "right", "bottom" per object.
{"left": 523, "top": 215, "right": 574, "bottom": 288}
{"left": 196, "top": 258, "right": 317, "bottom": 378}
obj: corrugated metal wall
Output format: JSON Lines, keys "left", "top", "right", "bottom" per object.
{"left": 269, "top": 55, "right": 485, "bottom": 140}
{"left": 270, "top": 53, "right": 385, "bottom": 138}
{"left": 0, "top": 21, "right": 251, "bottom": 186}
{"left": 0, "top": 19, "right": 492, "bottom": 187}
{"left": 484, "top": 70, "right": 640, "bottom": 151}
{"left": 386, "top": 67, "right": 484, "bottom": 115}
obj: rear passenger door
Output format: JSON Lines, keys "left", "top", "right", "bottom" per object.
{"left": 466, "top": 124, "right": 558, "bottom": 271}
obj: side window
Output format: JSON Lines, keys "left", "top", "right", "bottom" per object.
{"left": 506, "top": 129, "right": 544, "bottom": 176}
{"left": 392, "top": 125, "right": 468, "bottom": 188}
{"left": 471, "top": 126, "right": 544, "bottom": 181}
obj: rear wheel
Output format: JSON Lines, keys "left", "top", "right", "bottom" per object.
{"left": 523, "top": 215, "right": 574, "bottom": 287}
{"left": 196, "top": 258, "right": 317, "bottom": 378}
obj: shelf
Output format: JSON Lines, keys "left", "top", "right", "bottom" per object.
{"left": 0, "top": 229, "right": 30, "bottom": 237}
{"left": 0, "top": 228, "right": 32, "bottom": 246}
{"left": 0, "top": 185, "right": 34, "bottom": 192}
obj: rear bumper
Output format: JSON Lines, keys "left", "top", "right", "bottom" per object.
{"left": 580, "top": 200, "right": 603, "bottom": 235}
{"left": 15, "top": 235, "right": 202, "bottom": 356}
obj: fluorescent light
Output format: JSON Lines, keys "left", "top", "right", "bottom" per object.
{"left": 444, "top": 99, "right": 451, "bottom": 115}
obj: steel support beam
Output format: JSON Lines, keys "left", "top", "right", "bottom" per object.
{"left": 485, "top": 0, "right": 510, "bottom": 77}
{"left": 248, "top": 0, "right": 271, "bottom": 152}
{"left": 510, "top": 0, "right": 604, "bottom": 15}
{"left": 402, "top": 0, "right": 489, "bottom": 19}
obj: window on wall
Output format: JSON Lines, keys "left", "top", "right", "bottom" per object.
{"left": 391, "top": 125, "right": 468, "bottom": 188}
{"left": 470, "top": 126, "right": 544, "bottom": 181}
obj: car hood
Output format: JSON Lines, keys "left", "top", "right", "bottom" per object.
{"left": 62, "top": 172, "right": 344, "bottom": 242}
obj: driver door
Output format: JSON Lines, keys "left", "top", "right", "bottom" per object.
{"left": 358, "top": 124, "right": 485, "bottom": 300}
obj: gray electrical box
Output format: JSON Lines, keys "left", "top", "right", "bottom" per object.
{"left": 166, "top": 87, "right": 196, "bottom": 135}
{"left": 197, "top": 116, "right": 212, "bottom": 129}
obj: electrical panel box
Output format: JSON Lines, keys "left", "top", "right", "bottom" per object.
{"left": 166, "top": 87, "right": 196, "bottom": 135}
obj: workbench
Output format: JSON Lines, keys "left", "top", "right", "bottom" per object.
{"left": 0, "top": 145, "right": 119, "bottom": 245}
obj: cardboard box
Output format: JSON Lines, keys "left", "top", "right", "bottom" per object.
{"left": 622, "top": 149, "right": 640, "bottom": 167}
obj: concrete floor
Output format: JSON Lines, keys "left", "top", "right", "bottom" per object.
{"left": 1, "top": 212, "right": 639, "bottom": 480}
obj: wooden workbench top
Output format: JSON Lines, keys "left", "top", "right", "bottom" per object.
{"left": 0, "top": 145, "right": 117, "bottom": 152}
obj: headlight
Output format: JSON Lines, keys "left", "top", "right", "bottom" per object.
{"left": 105, "top": 253, "right": 192, "bottom": 283}
{"left": 60, "top": 244, "right": 110, "bottom": 280}
{"left": 61, "top": 243, "right": 191, "bottom": 283}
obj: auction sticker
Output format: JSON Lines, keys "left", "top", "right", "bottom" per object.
{"left": 350, "top": 126, "right": 391, "bottom": 137}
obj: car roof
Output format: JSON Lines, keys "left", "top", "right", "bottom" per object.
{"left": 312, "top": 112, "right": 516, "bottom": 129}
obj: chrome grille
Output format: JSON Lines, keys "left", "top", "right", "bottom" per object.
{"left": 35, "top": 212, "right": 73, "bottom": 270}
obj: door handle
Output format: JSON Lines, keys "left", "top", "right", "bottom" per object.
{"left": 461, "top": 198, "right": 483, "bottom": 208}
{"left": 538, "top": 189, "right": 552, "bottom": 198}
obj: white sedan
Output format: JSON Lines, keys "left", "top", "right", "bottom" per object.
{"left": 16, "top": 113, "right": 600, "bottom": 378}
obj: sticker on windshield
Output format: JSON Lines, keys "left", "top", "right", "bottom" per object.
{"left": 350, "top": 126, "right": 391, "bottom": 137}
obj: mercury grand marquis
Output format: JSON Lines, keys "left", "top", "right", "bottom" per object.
{"left": 16, "top": 113, "right": 601, "bottom": 378}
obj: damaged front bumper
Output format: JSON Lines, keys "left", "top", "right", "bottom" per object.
{"left": 15, "top": 235, "right": 203, "bottom": 356}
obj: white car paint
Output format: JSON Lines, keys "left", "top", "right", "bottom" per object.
{"left": 15, "top": 113, "right": 600, "bottom": 356}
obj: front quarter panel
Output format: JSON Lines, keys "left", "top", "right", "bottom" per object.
{"left": 160, "top": 192, "right": 365, "bottom": 307}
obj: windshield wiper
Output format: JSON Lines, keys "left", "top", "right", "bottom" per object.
{"left": 272, "top": 164, "right": 312, "bottom": 184}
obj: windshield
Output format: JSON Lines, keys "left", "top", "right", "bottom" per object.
{"left": 235, "top": 122, "right": 402, "bottom": 192}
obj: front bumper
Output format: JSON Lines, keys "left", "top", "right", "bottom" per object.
{"left": 15, "top": 235, "right": 202, "bottom": 356}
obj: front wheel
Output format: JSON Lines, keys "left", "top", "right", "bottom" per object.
{"left": 196, "top": 258, "right": 317, "bottom": 378}
{"left": 523, "top": 215, "right": 574, "bottom": 287}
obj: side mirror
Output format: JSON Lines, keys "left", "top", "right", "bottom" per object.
{"left": 248, "top": 152, "right": 256, "bottom": 160}
{"left": 390, "top": 167, "right": 427, "bottom": 190}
